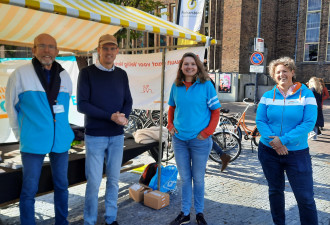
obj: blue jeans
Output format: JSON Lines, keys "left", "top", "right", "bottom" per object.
{"left": 172, "top": 135, "right": 212, "bottom": 215}
{"left": 20, "top": 151, "right": 69, "bottom": 225}
{"left": 84, "top": 134, "right": 124, "bottom": 225}
{"left": 258, "top": 142, "right": 318, "bottom": 225}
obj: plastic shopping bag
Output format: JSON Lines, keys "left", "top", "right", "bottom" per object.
{"left": 149, "top": 165, "right": 178, "bottom": 192}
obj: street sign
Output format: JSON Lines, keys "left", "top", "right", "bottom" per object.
{"left": 250, "top": 65, "right": 264, "bottom": 73}
{"left": 254, "top": 38, "right": 264, "bottom": 52}
{"left": 250, "top": 52, "right": 264, "bottom": 65}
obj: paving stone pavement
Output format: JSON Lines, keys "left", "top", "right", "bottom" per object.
{"left": 1, "top": 101, "right": 329, "bottom": 225}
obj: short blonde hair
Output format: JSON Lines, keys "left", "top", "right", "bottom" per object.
{"left": 308, "top": 77, "right": 323, "bottom": 94}
{"left": 268, "top": 57, "right": 296, "bottom": 81}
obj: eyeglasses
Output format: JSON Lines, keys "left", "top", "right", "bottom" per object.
{"left": 101, "top": 46, "right": 117, "bottom": 52}
{"left": 35, "top": 44, "right": 56, "bottom": 50}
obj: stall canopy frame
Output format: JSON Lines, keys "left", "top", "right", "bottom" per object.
{"left": 0, "top": 0, "right": 218, "bottom": 53}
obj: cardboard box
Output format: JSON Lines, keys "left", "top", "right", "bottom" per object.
{"left": 144, "top": 190, "right": 170, "bottom": 210}
{"left": 129, "top": 183, "right": 152, "bottom": 202}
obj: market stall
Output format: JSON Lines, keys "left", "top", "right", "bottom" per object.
{"left": 0, "top": 0, "right": 219, "bottom": 205}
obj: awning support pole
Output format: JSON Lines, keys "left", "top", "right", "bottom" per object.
{"left": 157, "top": 47, "right": 166, "bottom": 190}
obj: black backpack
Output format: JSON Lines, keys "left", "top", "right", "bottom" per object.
{"left": 139, "top": 163, "right": 158, "bottom": 186}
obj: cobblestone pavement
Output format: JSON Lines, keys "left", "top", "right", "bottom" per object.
{"left": 1, "top": 101, "right": 329, "bottom": 225}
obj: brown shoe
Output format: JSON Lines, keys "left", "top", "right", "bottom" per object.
{"left": 220, "top": 153, "right": 231, "bottom": 172}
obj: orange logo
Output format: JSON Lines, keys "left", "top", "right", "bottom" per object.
{"left": 0, "top": 86, "right": 8, "bottom": 119}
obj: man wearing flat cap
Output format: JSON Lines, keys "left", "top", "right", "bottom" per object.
{"left": 77, "top": 34, "right": 132, "bottom": 225}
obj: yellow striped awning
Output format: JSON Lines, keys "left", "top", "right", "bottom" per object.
{"left": 0, "top": 0, "right": 216, "bottom": 52}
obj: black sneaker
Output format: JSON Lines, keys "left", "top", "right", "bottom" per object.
{"left": 169, "top": 212, "right": 190, "bottom": 225}
{"left": 196, "top": 213, "right": 207, "bottom": 225}
{"left": 106, "top": 221, "right": 118, "bottom": 225}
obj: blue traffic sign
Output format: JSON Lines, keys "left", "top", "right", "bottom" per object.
{"left": 250, "top": 52, "right": 264, "bottom": 65}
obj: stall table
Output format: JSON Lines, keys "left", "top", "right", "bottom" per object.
{"left": 0, "top": 136, "right": 160, "bottom": 206}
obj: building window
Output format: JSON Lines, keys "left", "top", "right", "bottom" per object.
{"left": 160, "top": 7, "right": 168, "bottom": 21}
{"left": 203, "top": 0, "right": 209, "bottom": 36}
{"left": 327, "top": 5, "right": 330, "bottom": 61}
{"left": 304, "top": 0, "right": 322, "bottom": 62}
{"left": 171, "top": 4, "right": 176, "bottom": 23}
{"left": 204, "top": 0, "right": 209, "bottom": 24}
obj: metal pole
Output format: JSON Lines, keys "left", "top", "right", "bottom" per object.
{"left": 254, "top": 0, "right": 262, "bottom": 110}
{"left": 213, "top": 0, "right": 217, "bottom": 69}
{"left": 157, "top": 47, "right": 166, "bottom": 190}
{"left": 126, "top": 29, "right": 130, "bottom": 50}
{"left": 257, "top": 0, "right": 262, "bottom": 38}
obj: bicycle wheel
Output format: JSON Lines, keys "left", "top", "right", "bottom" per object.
{"left": 148, "top": 133, "right": 175, "bottom": 162}
{"left": 162, "top": 135, "right": 175, "bottom": 162}
{"left": 210, "top": 131, "right": 242, "bottom": 162}
{"left": 218, "top": 116, "right": 242, "bottom": 140}
{"left": 252, "top": 128, "right": 261, "bottom": 146}
{"left": 124, "top": 114, "right": 144, "bottom": 134}
{"left": 149, "top": 110, "right": 168, "bottom": 127}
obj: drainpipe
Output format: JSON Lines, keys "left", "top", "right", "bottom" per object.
{"left": 294, "top": 0, "right": 301, "bottom": 62}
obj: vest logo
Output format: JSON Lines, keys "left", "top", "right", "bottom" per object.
{"left": 287, "top": 100, "right": 301, "bottom": 105}
{"left": 187, "top": 0, "right": 197, "bottom": 10}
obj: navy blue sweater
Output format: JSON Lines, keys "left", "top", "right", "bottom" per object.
{"left": 77, "top": 65, "right": 133, "bottom": 136}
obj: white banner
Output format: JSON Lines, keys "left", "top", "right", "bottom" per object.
{"left": 178, "top": 0, "right": 205, "bottom": 32}
{"left": 114, "top": 46, "right": 205, "bottom": 110}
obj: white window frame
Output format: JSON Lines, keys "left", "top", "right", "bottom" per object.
{"left": 303, "top": 0, "right": 322, "bottom": 62}
{"left": 171, "top": 4, "right": 176, "bottom": 23}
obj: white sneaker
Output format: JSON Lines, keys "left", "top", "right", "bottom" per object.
{"left": 308, "top": 131, "right": 316, "bottom": 140}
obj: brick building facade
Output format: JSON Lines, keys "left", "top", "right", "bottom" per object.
{"left": 204, "top": 0, "right": 330, "bottom": 83}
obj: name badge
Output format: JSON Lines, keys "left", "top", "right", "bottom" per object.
{"left": 53, "top": 105, "right": 64, "bottom": 114}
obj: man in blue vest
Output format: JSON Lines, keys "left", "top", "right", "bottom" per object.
{"left": 5, "top": 33, "right": 74, "bottom": 225}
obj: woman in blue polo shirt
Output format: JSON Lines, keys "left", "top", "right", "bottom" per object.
{"left": 167, "top": 52, "right": 221, "bottom": 225}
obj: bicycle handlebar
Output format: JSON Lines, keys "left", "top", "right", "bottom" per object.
{"left": 243, "top": 98, "right": 255, "bottom": 105}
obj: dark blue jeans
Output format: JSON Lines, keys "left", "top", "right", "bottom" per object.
{"left": 20, "top": 152, "right": 69, "bottom": 225}
{"left": 258, "top": 142, "right": 318, "bottom": 225}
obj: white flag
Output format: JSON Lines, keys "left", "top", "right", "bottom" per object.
{"left": 178, "top": 0, "right": 205, "bottom": 32}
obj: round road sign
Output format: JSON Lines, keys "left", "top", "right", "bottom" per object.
{"left": 250, "top": 52, "right": 264, "bottom": 65}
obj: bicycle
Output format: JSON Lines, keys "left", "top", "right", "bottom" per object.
{"left": 124, "top": 109, "right": 168, "bottom": 134}
{"left": 161, "top": 117, "right": 242, "bottom": 164}
{"left": 230, "top": 98, "right": 261, "bottom": 150}
{"left": 125, "top": 109, "right": 171, "bottom": 162}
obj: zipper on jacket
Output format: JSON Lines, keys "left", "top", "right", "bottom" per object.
{"left": 280, "top": 98, "right": 285, "bottom": 136}
{"left": 49, "top": 100, "right": 57, "bottom": 153}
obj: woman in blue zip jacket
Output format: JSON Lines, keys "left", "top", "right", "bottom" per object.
{"left": 256, "top": 57, "right": 318, "bottom": 225}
